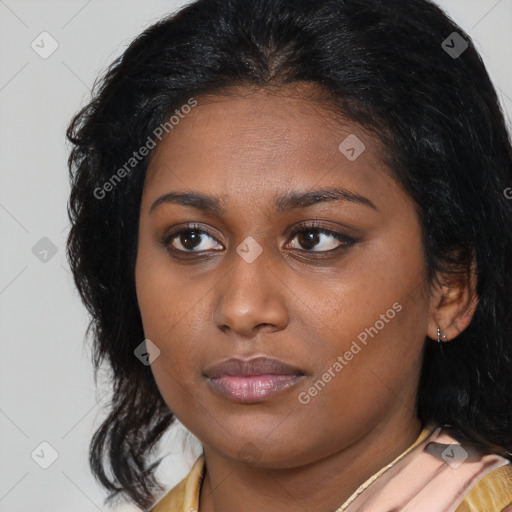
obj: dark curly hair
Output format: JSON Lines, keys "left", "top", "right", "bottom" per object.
{"left": 66, "top": 0, "right": 512, "bottom": 509}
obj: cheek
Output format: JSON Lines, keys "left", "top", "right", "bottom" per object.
{"left": 136, "top": 225, "right": 195, "bottom": 339}
{"left": 300, "top": 302, "right": 427, "bottom": 444}
{"left": 301, "top": 238, "right": 426, "bottom": 351}
{"left": 301, "top": 235, "right": 429, "bottom": 399}
{"left": 135, "top": 238, "right": 200, "bottom": 384}
{"left": 136, "top": 277, "right": 201, "bottom": 368}
{"left": 136, "top": 273, "right": 207, "bottom": 415}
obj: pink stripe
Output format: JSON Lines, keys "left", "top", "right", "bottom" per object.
{"left": 346, "top": 429, "right": 509, "bottom": 512}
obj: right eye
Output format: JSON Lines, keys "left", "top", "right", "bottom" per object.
{"left": 163, "top": 225, "right": 224, "bottom": 254}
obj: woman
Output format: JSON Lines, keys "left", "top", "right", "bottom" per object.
{"left": 66, "top": 0, "right": 512, "bottom": 510}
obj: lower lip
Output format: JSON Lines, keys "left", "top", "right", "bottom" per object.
{"left": 207, "top": 374, "right": 303, "bottom": 403}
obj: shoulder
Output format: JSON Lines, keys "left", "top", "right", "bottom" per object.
{"left": 456, "top": 463, "right": 512, "bottom": 512}
{"left": 150, "top": 478, "right": 187, "bottom": 512}
{"left": 150, "top": 455, "right": 205, "bottom": 512}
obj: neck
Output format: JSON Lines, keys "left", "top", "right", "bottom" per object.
{"left": 198, "top": 415, "right": 423, "bottom": 512}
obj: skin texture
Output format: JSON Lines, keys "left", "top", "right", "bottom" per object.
{"left": 135, "top": 85, "right": 478, "bottom": 512}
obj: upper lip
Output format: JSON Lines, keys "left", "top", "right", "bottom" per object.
{"left": 204, "top": 356, "right": 304, "bottom": 379}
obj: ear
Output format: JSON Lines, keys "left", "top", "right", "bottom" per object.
{"left": 426, "top": 259, "right": 479, "bottom": 342}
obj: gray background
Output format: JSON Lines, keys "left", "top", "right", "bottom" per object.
{"left": 0, "top": 1, "right": 511, "bottom": 511}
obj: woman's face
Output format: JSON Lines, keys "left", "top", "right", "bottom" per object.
{"left": 135, "top": 86, "right": 433, "bottom": 467}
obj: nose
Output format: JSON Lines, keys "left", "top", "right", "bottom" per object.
{"left": 211, "top": 245, "right": 289, "bottom": 338}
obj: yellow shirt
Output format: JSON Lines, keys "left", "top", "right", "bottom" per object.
{"left": 150, "top": 427, "right": 512, "bottom": 512}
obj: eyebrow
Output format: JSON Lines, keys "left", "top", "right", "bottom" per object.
{"left": 274, "top": 187, "right": 377, "bottom": 212}
{"left": 149, "top": 187, "right": 377, "bottom": 216}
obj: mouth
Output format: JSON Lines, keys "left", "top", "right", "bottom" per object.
{"left": 204, "top": 356, "right": 305, "bottom": 404}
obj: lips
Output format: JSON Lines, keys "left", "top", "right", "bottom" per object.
{"left": 205, "top": 356, "right": 303, "bottom": 378}
{"left": 204, "top": 356, "right": 305, "bottom": 403}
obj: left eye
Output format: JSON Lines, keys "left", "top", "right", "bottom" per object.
{"left": 286, "top": 227, "right": 350, "bottom": 252}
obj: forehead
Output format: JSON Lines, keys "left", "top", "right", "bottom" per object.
{"left": 143, "top": 85, "right": 397, "bottom": 212}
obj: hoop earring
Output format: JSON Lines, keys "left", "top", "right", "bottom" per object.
{"left": 437, "top": 326, "right": 449, "bottom": 343}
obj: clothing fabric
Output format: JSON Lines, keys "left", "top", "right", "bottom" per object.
{"left": 150, "top": 426, "right": 512, "bottom": 512}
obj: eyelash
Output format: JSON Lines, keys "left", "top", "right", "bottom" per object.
{"left": 161, "top": 221, "right": 356, "bottom": 258}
